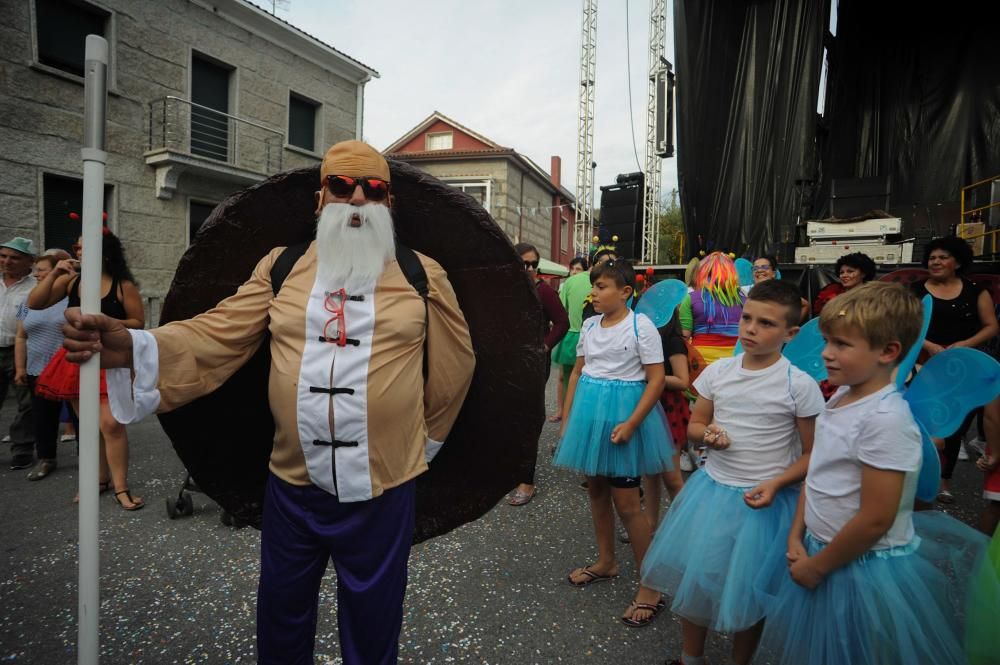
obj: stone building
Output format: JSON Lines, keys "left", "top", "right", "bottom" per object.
{"left": 384, "top": 112, "right": 576, "bottom": 263}
{"left": 1, "top": 0, "right": 376, "bottom": 318}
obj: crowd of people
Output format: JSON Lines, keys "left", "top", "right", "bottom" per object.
{"left": 520, "top": 245, "right": 1000, "bottom": 665}
{"left": 1, "top": 229, "right": 144, "bottom": 509}
{"left": 2, "top": 137, "right": 998, "bottom": 664}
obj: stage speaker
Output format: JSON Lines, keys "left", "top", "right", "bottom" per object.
{"left": 830, "top": 176, "right": 890, "bottom": 218}
{"left": 599, "top": 178, "right": 644, "bottom": 260}
{"left": 654, "top": 59, "right": 675, "bottom": 158}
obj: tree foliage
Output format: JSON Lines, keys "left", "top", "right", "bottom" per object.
{"left": 657, "top": 189, "right": 684, "bottom": 264}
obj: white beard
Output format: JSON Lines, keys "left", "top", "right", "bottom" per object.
{"left": 315, "top": 202, "right": 396, "bottom": 294}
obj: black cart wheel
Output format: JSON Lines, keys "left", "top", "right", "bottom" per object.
{"left": 178, "top": 492, "right": 194, "bottom": 516}
{"left": 166, "top": 492, "right": 195, "bottom": 519}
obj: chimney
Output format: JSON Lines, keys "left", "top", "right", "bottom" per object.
{"left": 550, "top": 156, "right": 561, "bottom": 189}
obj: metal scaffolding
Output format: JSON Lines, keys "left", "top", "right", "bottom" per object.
{"left": 574, "top": 0, "right": 597, "bottom": 256}
{"left": 641, "top": 0, "right": 666, "bottom": 264}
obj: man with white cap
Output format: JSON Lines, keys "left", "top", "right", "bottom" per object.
{"left": 62, "top": 140, "right": 476, "bottom": 665}
{"left": 0, "top": 237, "right": 37, "bottom": 469}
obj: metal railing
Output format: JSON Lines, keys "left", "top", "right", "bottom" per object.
{"left": 959, "top": 174, "right": 1000, "bottom": 256}
{"left": 147, "top": 96, "right": 283, "bottom": 174}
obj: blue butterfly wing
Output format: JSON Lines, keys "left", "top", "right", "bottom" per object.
{"left": 635, "top": 279, "right": 688, "bottom": 328}
{"left": 735, "top": 258, "right": 753, "bottom": 287}
{"left": 896, "top": 295, "right": 933, "bottom": 390}
{"left": 732, "top": 339, "right": 743, "bottom": 355}
{"left": 905, "top": 348, "right": 1000, "bottom": 438}
{"left": 915, "top": 424, "right": 941, "bottom": 503}
{"left": 781, "top": 318, "right": 828, "bottom": 381}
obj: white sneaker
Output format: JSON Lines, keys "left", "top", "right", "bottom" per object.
{"left": 967, "top": 438, "right": 986, "bottom": 457}
{"left": 1, "top": 435, "right": 9, "bottom": 443}
{"left": 958, "top": 446, "right": 970, "bottom": 461}
{"left": 680, "top": 453, "right": 694, "bottom": 472}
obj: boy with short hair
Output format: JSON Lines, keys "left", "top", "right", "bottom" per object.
{"left": 759, "top": 281, "right": 998, "bottom": 665}
{"left": 642, "top": 278, "right": 824, "bottom": 665}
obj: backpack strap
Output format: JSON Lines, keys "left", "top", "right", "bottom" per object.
{"left": 270, "top": 241, "right": 310, "bottom": 296}
{"left": 394, "top": 243, "right": 429, "bottom": 378}
{"left": 394, "top": 243, "right": 429, "bottom": 303}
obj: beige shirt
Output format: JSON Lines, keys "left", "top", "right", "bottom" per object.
{"left": 145, "top": 244, "right": 475, "bottom": 502}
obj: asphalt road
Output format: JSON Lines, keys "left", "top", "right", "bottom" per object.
{"left": 0, "top": 382, "right": 991, "bottom": 664}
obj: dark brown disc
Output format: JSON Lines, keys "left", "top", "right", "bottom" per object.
{"left": 157, "top": 160, "right": 546, "bottom": 542}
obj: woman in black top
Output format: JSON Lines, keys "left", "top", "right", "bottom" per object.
{"left": 30, "top": 230, "right": 146, "bottom": 510}
{"left": 912, "top": 236, "right": 999, "bottom": 503}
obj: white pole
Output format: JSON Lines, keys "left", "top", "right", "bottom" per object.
{"left": 78, "top": 34, "right": 108, "bottom": 665}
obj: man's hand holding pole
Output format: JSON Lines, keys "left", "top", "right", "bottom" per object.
{"left": 63, "top": 307, "right": 134, "bottom": 369}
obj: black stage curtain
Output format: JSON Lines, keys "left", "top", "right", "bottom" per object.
{"left": 814, "top": 0, "right": 1000, "bottom": 236}
{"left": 674, "top": 0, "right": 826, "bottom": 258}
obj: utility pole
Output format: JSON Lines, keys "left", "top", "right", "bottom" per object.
{"left": 574, "top": 0, "right": 597, "bottom": 256}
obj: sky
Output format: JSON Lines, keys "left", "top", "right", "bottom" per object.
{"left": 275, "top": 0, "right": 679, "bottom": 203}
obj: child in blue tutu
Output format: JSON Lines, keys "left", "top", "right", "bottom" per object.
{"left": 641, "top": 279, "right": 824, "bottom": 665}
{"left": 757, "top": 281, "right": 1000, "bottom": 665}
{"left": 553, "top": 259, "right": 674, "bottom": 627}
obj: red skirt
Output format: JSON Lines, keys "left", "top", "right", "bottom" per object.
{"left": 659, "top": 389, "right": 690, "bottom": 450}
{"left": 35, "top": 347, "right": 108, "bottom": 400}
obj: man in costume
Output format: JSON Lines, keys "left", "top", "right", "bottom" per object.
{"left": 63, "top": 140, "right": 476, "bottom": 665}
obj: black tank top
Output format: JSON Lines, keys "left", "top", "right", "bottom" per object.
{"left": 912, "top": 278, "right": 985, "bottom": 347}
{"left": 68, "top": 275, "right": 129, "bottom": 321}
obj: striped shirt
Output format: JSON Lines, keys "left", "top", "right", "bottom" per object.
{"left": 17, "top": 299, "right": 67, "bottom": 376}
{"left": 0, "top": 274, "right": 37, "bottom": 347}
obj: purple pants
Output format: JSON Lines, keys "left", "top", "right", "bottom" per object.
{"left": 257, "top": 473, "right": 415, "bottom": 665}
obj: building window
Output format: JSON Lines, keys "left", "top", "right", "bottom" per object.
{"left": 446, "top": 181, "right": 491, "bottom": 214}
{"left": 42, "top": 173, "right": 113, "bottom": 253}
{"left": 191, "top": 53, "right": 233, "bottom": 162}
{"left": 288, "top": 93, "right": 320, "bottom": 152}
{"left": 425, "top": 132, "right": 453, "bottom": 151}
{"left": 35, "top": 0, "right": 111, "bottom": 78}
{"left": 188, "top": 200, "right": 217, "bottom": 244}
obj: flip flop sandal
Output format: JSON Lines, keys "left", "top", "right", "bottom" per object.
{"left": 507, "top": 488, "right": 537, "bottom": 506}
{"left": 73, "top": 480, "right": 112, "bottom": 503}
{"left": 113, "top": 489, "right": 145, "bottom": 511}
{"left": 567, "top": 566, "right": 619, "bottom": 587}
{"left": 620, "top": 598, "right": 666, "bottom": 627}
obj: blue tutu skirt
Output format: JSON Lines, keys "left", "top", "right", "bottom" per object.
{"left": 756, "top": 511, "right": 1000, "bottom": 665}
{"left": 640, "top": 469, "right": 797, "bottom": 631}
{"left": 553, "top": 374, "right": 673, "bottom": 477}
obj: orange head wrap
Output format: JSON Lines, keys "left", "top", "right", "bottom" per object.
{"left": 320, "top": 140, "right": 390, "bottom": 183}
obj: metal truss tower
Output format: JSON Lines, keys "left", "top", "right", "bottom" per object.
{"left": 641, "top": 0, "right": 667, "bottom": 264}
{"left": 574, "top": 0, "right": 597, "bottom": 256}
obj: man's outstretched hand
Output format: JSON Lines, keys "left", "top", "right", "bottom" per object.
{"left": 63, "top": 307, "right": 134, "bottom": 369}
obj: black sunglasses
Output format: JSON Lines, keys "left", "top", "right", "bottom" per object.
{"left": 523, "top": 260, "right": 539, "bottom": 270}
{"left": 326, "top": 175, "right": 390, "bottom": 202}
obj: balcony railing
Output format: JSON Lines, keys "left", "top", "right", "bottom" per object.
{"left": 147, "top": 96, "right": 283, "bottom": 175}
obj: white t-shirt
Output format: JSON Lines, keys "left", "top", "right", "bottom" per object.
{"left": 805, "top": 384, "right": 922, "bottom": 548}
{"left": 693, "top": 354, "right": 824, "bottom": 486}
{"left": 577, "top": 311, "right": 663, "bottom": 381}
